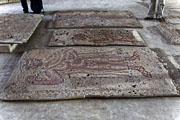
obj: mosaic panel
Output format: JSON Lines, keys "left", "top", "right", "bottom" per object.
{"left": 157, "top": 24, "right": 180, "bottom": 45}
{"left": 0, "top": 14, "right": 42, "bottom": 44}
{"left": 47, "top": 11, "right": 143, "bottom": 29}
{"left": 48, "top": 29, "right": 146, "bottom": 46}
{"left": 0, "top": 47, "right": 178, "bottom": 100}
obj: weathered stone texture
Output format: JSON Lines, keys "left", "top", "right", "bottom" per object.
{"left": 0, "top": 47, "right": 178, "bottom": 100}
{"left": 165, "top": 16, "right": 180, "bottom": 24}
{"left": 174, "top": 56, "right": 180, "bottom": 66}
{"left": 157, "top": 24, "right": 180, "bottom": 45}
{"left": 48, "top": 29, "right": 146, "bottom": 46}
{"left": 47, "top": 11, "right": 142, "bottom": 29}
{"left": 0, "top": 14, "right": 42, "bottom": 44}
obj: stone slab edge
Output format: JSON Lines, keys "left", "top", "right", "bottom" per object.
{"left": 152, "top": 48, "right": 180, "bottom": 94}
{"left": 48, "top": 30, "right": 147, "bottom": 47}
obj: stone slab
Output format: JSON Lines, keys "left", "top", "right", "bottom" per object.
{"left": 164, "top": 16, "right": 180, "bottom": 24}
{"left": 48, "top": 29, "right": 146, "bottom": 47}
{"left": 173, "top": 56, "right": 180, "bottom": 67}
{"left": 157, "top": 24, "right": 180, "bottom": 45}
{"left": 47, "top": 11, "right": 143, "bottom": 29}
{"left": 164, "top": 9, "right": 180, "bottom": 24}
{"left": 0, "top": 47, "right": 178, "bottom": 100}
{"left": 0, "top": 0, "right": 19, "bottom": 4}
{"left": 0, "top": 14, "right": 42, "bottom": 44}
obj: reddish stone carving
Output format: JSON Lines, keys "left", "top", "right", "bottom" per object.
{"left": 1, "top": 47, "right": 178, "bottom": 100}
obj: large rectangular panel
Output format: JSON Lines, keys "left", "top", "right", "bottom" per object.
{"left": 0, "top": 14, "right": 42, "bottom": 44}
{"left": 157, "top": 24, "right": 180, "bottom": 45}
{"left": 0, "top": 47, "right": 178, "bottom": 100}
{"left": 47, "top": 11, "right": 143, "bottom": 29}
{"left": 48, "top": 29, "right": 146, "bottom": 46}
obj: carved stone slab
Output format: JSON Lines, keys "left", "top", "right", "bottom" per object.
{"left": 48, "top": 29, "right": 146, "bottom": 46}
{"left": 0, "top": 14, "right": 42, "bottom": 44}
{"left": 157, "top": 24, "right": 180, "bottom": 45}
{"left": 0, "top": 47, "right": 178, "bottom": 100}
{"left": 47, "top": 11, "right": 143, "bottom": 29}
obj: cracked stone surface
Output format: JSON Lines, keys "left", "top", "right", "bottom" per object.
{"left": 157, "top": 24, "right": 180, "bottom": 45}
{"left": 48, "top": 29, "right": 146, "bottom": 46}
{"left": 0, "top": 14, "right": 42, "bottom": 44}
{"left": 0, "top": 47, "right": 178, "bottom": 100}
{"left": 47, "top": 11, "right": 143, "bottom": 29}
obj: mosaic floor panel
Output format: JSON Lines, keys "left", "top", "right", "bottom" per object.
{"left": 157, "top": 24, "right": 180, "bottom": 45}
{"left": 0, "top": 14, "right": 42, "bottom": 44}
{"left": 48, "top": 29, "right": 146, "bottom": 46}
{"left": 0, "top": 47, "right": 178, "bottom": 100}
{"left": 47, "top": 11, "right": 143, "bottom": 29}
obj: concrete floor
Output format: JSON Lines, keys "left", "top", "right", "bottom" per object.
{"left": 0, "top": 0, "right": 180, "bottom": 119}
{"left": 0, "top": 98, "right": 180, "bottom": 120}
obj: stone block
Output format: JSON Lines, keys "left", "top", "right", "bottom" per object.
{"left": 0, "top": 47, "right": 178, "bottom": 100}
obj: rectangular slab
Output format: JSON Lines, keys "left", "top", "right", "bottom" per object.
{"left": 48, "top": 29, "right": 146, "bottom": 46}
{"left": 0, "top": 47, "right": 178, "bottom": 100}
{"left": 157, "top": 24, "right": 180, "bottom": 45}
{"left": 47, "top": 11, "right": 143, "bottom": 29}
{"left": 0, "top": 14, "right": 42, "bottom": 44}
